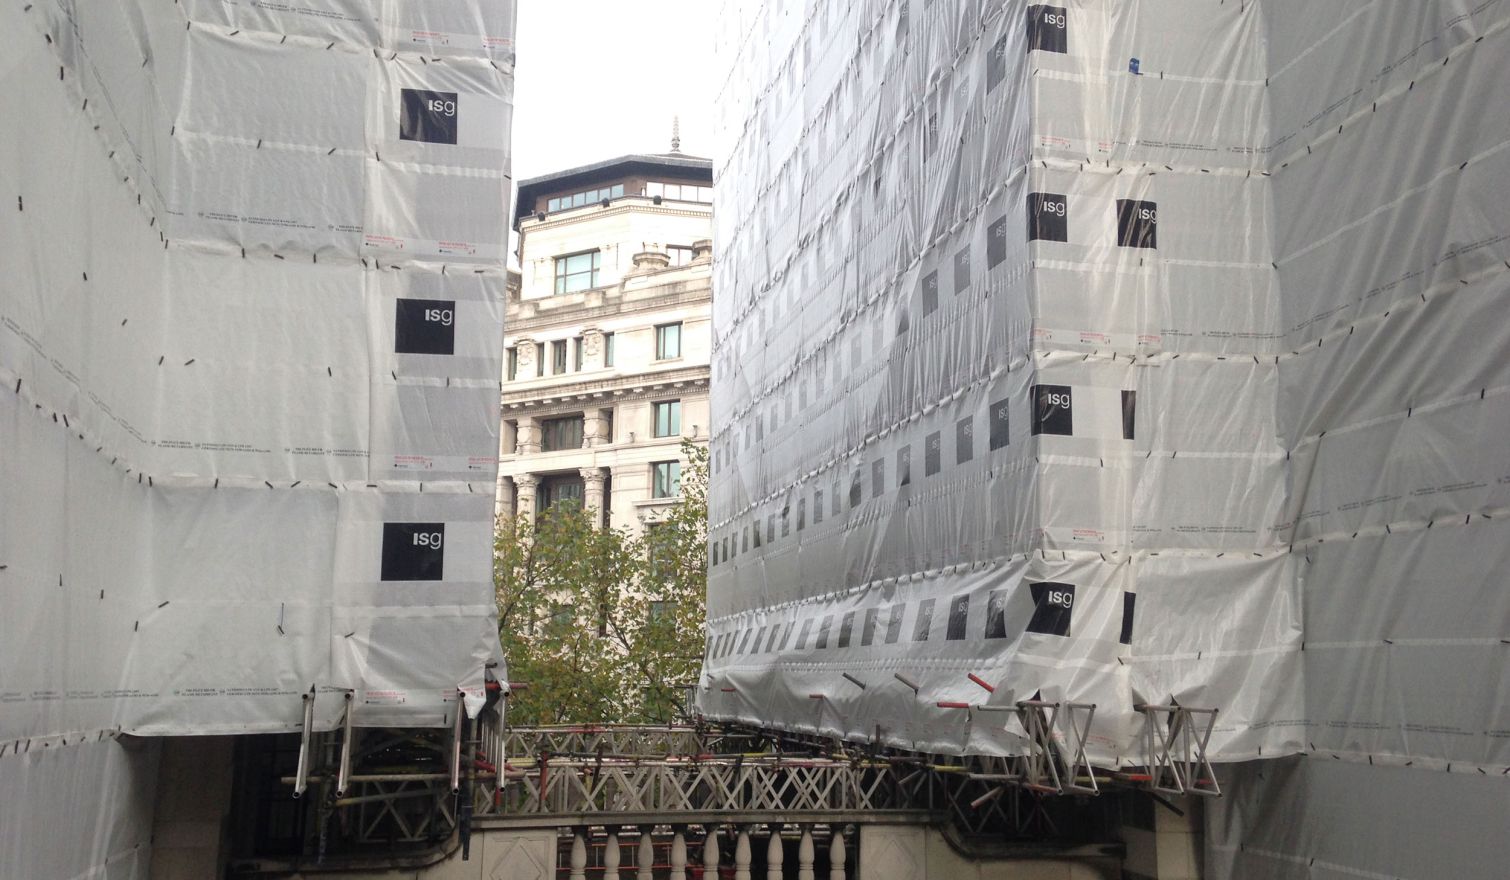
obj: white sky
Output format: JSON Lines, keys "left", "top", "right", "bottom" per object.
{"left": 510, "top": 1, "right": 719, "bottom": 182}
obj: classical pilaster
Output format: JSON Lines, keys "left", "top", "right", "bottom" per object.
{"left": 516, "top": 415, "right": 541, "bottom": 455}
{"left": 496, "top": 476, "right": 516, "bottom": 520}
{"left": 580, "top": 467, "right": 607, "bottom": 522}
{"left": 514, "top": 473, "right": 539, "bottom": 521}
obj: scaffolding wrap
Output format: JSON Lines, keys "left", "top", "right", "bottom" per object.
{"left": 699, "top": 0, "right": 1510, "bottom": 792}
{"left": 1, "top": 1, "right": 514, "bottom": 873}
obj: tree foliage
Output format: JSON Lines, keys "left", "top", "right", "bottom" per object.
{"left": 494, "top": 441, "right": 709, "bottom": 724}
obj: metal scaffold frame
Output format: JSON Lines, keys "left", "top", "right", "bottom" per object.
{"left": 252, "top": 688, "right": 1219, "bottom": 867}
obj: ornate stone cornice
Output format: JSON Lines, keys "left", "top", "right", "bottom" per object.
{"left": 506, "top": 281, "right": 712, "bottom": 336}
{"left": 501, "top": 367, "right": 710, "bottom": 415}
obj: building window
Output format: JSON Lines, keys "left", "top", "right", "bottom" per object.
{"left": 651, "top": 460, "right": 681, "bottom": 498}
{"left": 603, "top": 332, "right": 615, "bottom": 367}
{"left": 574, "top": 335, "right": 584, "bottom": 371}
{"left": 535, "top": 342, "right": 545, "bottom": 377}
{"left": 655, "top": 322, "right": 682, "bottom": 360}
{"left": 546, "top": 183, "right": 624, "bottom": 213}
{"left": 536, "top": 474, "right": 585, "bottom": 513}
{"left": 646, "top": 182, "right": 713, "bottom": 203}
{"left": 541, "top": 415, "right": 584, "bottom": 452}
{"left": 551, "top": 339, "right": 568, "bottom": 374}
{"left": 649, "top": 600, "right": 674, "bottom": 623}
{"left": 653, "top": 400, "right": 681, "bottom": 438}
{"left": 554, "top": 251, "right": 602, "bottom": 294}
{"left": 506, "top": 346, "right": 518, "bottom": 380}
{"left": 667, "top": 244, "right": 696, "bottom": 267}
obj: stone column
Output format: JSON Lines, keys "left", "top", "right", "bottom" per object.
{"left": 797, "top": 827, "right": 815, "bottom": 880}
{"left": 514, "top": 473, "right": 539, "bottom": 522}
{"left": 585, "top": 409, "right": 612, "bottom": 447}
{"left": 581, "top": 468, "right": 606, "bottom": 523}
{"left": 515, "top": 416, "right": 541, "bottom": 455}
{"left": 496, "top": 476, "right": 516, "bottom": 520}
{"left": 828, "top": 828, "right": 847, "bottom": 880}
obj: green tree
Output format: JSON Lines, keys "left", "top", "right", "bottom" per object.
{"left": 494, "top": 441, "right": 709, "bottom": 724}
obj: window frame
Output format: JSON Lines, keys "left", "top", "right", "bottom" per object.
{"left": 553, "top": 250, "right": 602, "bottom": 295}
{"left": 655, "top": 322, "right": 683, "bottom": 360}
{"left": 546, "top": 184, "right": 624, "bottom": 214}
{"left": 603, "top": 331, "right": 615, "bottom": 367}
{"left": 551, "top": 339, "right": 568, "bottom": 374}
{"left": 652, "top": 400, "right": 682, "bottom": 438}
{"left": 651, "top": 460, "right": 681, "bottom": 499}
{"left": 506, "top": 346, "right": 518, "bottom": 380}
{"left": 541, "top": 414, "right": 585, "bottom": 452}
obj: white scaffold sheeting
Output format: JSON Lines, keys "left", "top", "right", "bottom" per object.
{"left": 698, "top": 0, "right": 1510, "bottom": 797}
{"left": 0, "top": 0, "right": 514, "bottom": 749}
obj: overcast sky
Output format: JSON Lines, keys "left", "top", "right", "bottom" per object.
{"left": 511, "top": 2, "right": 719, "bottom": 182}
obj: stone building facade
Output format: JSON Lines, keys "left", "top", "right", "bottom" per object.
{"left": 497, "top": 152, "right": 713, "bottom": 537}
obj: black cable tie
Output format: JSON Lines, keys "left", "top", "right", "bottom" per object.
{"left": 327, "top": 367, "right": 332, "bottom": 376}
{"left": 183, "top": 358, "right": 194, "bottom": 366}
{"left": 157, "top": 601, "right": 169, "bottom": 609}
{"left": 157, "top": 356, "right": 164, "bottom": 365}
{"left": 290, "top": 481, "right": 301, "bottom": 488}
{"left": 328, "top": 482, "right": 338, "bottom": 489}
{"left": 264, "top": 480, "right": 274, "bottom": 489}
{"left": 326, "top": 42, "right": 335, "bottom": 50}
{"left": 256, "top": 138, "right": 262, "bottom": 149}
{"left": 16, "top": 196, "right": 22, "bottom": 212}
{"left": 213, "top": 478, "right": 218, "bottom": 488}
{"left": 134, "top": 621, "right": 138, "bottom": 631}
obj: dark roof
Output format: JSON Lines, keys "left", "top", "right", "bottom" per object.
{"left": 515, "top": 153, "right": 713, "bottom": 226}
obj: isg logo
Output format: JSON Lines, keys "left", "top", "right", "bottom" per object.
{"left": 1031, "top": 384, "right": 1075, "bottom": 436}
{"left": 1027, "top": 581, "right": 1075, "bottom": 636}
{"left": 1028, "top": 192, "right": 1069, "bottom": 242}
{"left": 399, "top": 88, "right": 460, "bottom": 145}
{"left": 1027, "top": 5, "right": 1069, "bottom": 54}
{"left": 395, "top": 298, "right": 456, "bottom": 355}
{"left": 1116, "top": 199, "right": 1158, "bottom": 249}
{"left": 381, "top": 522, "right": 446, "bottom": 581}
